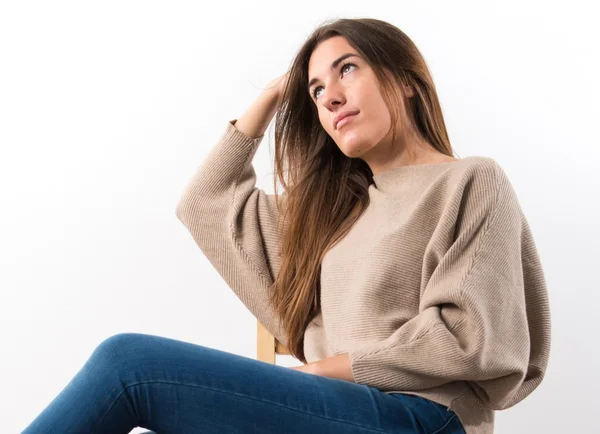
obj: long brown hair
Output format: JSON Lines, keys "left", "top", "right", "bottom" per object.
{"left": 268, "top": 18, "right": 456, "bottom": 363}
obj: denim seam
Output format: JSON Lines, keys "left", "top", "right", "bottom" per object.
{"left": 430, "top": 413, "right": 458, "bottom": 434}
{"left": 102, "top": 380, "right": 398, "bottom": 434}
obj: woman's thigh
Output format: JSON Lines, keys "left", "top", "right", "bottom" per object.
{"left": 24, "top": 333, "right": 464, "bottom": 434}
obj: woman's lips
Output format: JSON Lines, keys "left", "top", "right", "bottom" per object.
{"left": 336, "top": 114, "right": 357, "bottom": 129}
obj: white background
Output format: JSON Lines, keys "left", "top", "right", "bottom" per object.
{"left": 1, "top": 1, "right": 598, "bottom": 433}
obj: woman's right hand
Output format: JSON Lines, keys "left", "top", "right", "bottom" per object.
{"left": 234, "top": 71, "right": 291, "bottom": 138}
{"left": 265, "top": 70, "right": 291, "bottom": 99}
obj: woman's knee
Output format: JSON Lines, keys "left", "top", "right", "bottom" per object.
{"left": 89, "top": 332, "right": 149, "bottom": 366}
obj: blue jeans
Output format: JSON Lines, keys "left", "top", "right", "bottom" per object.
{"left": 22, "top": 333, "right": 466, "bottom": 433}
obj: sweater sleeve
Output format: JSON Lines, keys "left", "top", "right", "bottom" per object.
{"left": 175, "top": 119, "right": 287, "bottom": 346}
{"left": 348, "top": 163, "right": 551, "bottom": 411}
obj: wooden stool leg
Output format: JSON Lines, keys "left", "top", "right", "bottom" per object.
{"left": 257, "top": 320, "right": 276, "bottom": 364}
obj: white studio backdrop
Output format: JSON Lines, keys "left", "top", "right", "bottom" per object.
{"left": 1, "top": 1, "right": 597, "bottom": 433}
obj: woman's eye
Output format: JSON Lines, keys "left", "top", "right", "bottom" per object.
{"left": 313, "top": 62, "right": 356, "bottom": 99}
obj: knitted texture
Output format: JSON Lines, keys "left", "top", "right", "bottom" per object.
{"left": 176, "top": 120, "right": 551, "bottom": 434}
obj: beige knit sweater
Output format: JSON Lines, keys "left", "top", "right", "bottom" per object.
{"left": 175, "top": 119, "right": 551, "bottom": 434}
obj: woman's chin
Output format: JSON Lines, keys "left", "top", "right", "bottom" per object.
{"left": 338, "top": 138, "right": 373, "bottom": 159}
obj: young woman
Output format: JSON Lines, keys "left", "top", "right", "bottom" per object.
{"left": 23, "top": 18, "right": 551, "bottom": 434}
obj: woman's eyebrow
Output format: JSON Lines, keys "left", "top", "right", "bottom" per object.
{"left": 308, "top": 53, "right": 360, "bottom": 89}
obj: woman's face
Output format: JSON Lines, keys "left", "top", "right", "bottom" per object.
{"left": 307, "top": 35, "right": 412, "bottom": 160}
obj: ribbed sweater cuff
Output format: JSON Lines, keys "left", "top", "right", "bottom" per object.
{"left": 349, "top": 346, "right": 391, "bottom": 387}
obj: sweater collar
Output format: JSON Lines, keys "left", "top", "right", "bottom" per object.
{"left": 371, "top": 158, "right": 465, "bottom": 193}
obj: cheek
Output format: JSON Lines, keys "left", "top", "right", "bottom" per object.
{"left": 352, "top": 85, "right": 384, "bottom": 121}
{"left": 318, "top": 111, "right": 333, "bottom": 133}
{"left": 366, "top": 99, "right": 392, "bottom": 132}
{"left": 366, "top": 91, "right": 389, "bottom": 116}
{"left": 319, "top": 115, "right": 331, "bottom": 133}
